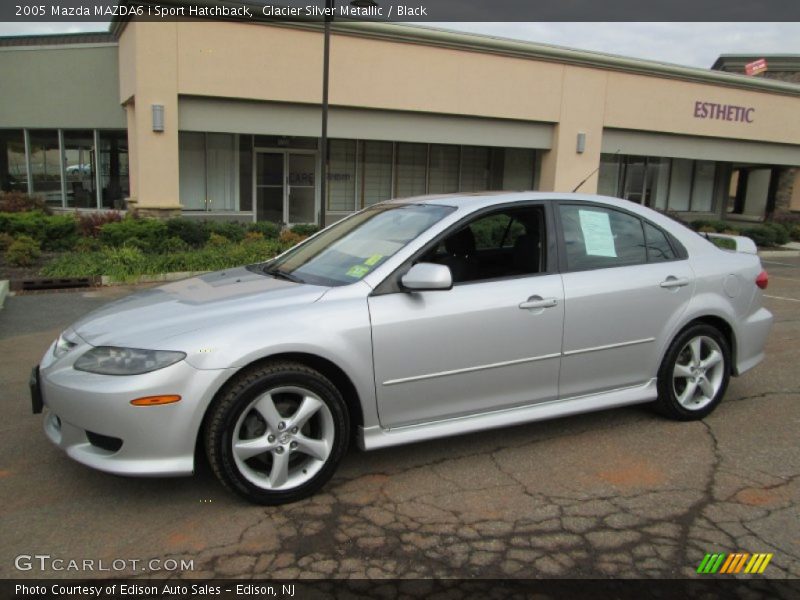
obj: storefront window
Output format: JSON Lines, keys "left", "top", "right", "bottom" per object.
{"left": 428, "top": 144, "right": 459, "bottom": 194}
{"left": 98, "top": 130, "right": 129, "bottom": 210}
{"left": 327, "top": 139, "right": 356, "bottom": 212}
{"left": 601, "top": 153, "right": 719, "bottom": 214}
{"left": 395, "top": 142, "right": 427, "bottom": 198}
{"left": 179, "top": 132, "right": 206, "bottom": 210}
{"left": 360, "top": 141, "right": 393, "bottom": 206}
{"left": 28, "top": 129, "right": 61, "bottom": 206}
{"left": 499, "top": 148, "right": 535, "bottom": 190}
{"left": 691, "top": 161, "right": 716, "bottom": 212}
{"left": 0, "top": 129, "right": 27, "bottom": 193}
{"left": 648, "top": 157, "right": 671, "bottom": 210}
{"left": 460, "top": 146, "right": 489, "bottom": 192}
{"left": 668, "top": 159, "right": 692, "bottom": 211}
{"left": 63, "top": 130, "right": 96, "bottom": 209}
{"left": 597, "top": 155, "right": 621, "bottom": 197}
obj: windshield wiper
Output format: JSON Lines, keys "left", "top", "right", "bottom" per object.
{"left": 264, "top": 266, "right": 304, "bottom": 284}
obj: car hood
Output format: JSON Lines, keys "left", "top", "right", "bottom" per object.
{"left": 72, "top": 267, "right": 329, "bottom": 348}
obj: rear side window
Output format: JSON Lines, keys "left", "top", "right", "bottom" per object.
{"left": 559, "top": 205, "right": 646, "bottom": 271}
{"left": 644, "top": 222, "right": 676, "bottom": 262}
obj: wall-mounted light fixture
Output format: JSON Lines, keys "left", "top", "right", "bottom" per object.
{"left": 576, "top": 132, "right": 586, "bottom": 154}
{"left": 151, "top": 104, "right": 165, "bottom": 132}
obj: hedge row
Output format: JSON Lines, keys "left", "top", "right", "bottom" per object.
{"left": 0, "top": 211, "right": 318, "bottom": 253}
{"left": 690, "top": 218, "right": 800, "bottom": 248}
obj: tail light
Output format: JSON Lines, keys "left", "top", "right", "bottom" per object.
{"left": 756, "top": 270, "right": 768, "bottom": 290}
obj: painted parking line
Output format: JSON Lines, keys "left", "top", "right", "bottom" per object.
{"left": 764, "top": 295, "right": 800, "bottom": 303}
{"left": 762, "top": 260, "right": 800, "bottom": 267}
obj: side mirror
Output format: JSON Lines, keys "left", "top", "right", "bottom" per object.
{"left": 401, "top": 263, "right": 453, "bottom": 291}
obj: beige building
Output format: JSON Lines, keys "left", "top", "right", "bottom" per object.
{"left": 2, "top": 15, "right": 800, "bottom": 225}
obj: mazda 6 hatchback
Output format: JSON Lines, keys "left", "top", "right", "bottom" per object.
{"left": 31, "top": 193, "right": 773, "bottom": 504}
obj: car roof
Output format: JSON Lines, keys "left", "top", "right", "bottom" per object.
{"left": 381, "top": 191, "right": 645, "bottom": 212}
{"left": 379, "top": 191, "right": 707, "bottom": 251}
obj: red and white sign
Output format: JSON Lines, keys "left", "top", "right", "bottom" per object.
{"left": 744, "top": 58, "right": 768, "bottom": 76}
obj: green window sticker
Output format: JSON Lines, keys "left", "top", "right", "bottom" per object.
{"left": 364, "top": 254, "right": 383, "bottom": 266}
{"left": 346, "top": 264, "right": 371, "bottom": 279}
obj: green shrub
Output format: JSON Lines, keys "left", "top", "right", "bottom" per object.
{"left": 709, "top": 237, "right": 736, "bottom": 251}
{"left": 247, "top": 221, "right": 281, "bottom": 239}
{"left": 77, "top": 211, "right": 123, "bottom": 238}
{"left": 0, "top": 232, "right": 13, "bottom": 251}
{"left": 0, "top": 211, "right": 78, "bottom": 250}
{"left": 74, "top": 237, "right": 101, "bottom": 253}
{"left": 207, "top": 232, "right": 232, "bottom": 247}
{"left": 289, "top": 223, "right": 320, "bottom": 237}
{"left": 0, "top": 191, "right": 51, "bottom": 214}
{"left": 207, "top": 220, "right": 246, "bottom": 242}
{"left": 740, "top": 226, "right": 777, "bottom": 248}
{"left": 165, "top": 218, "right": 209, "bottom": 248}
{"left": 157, "top": 236, "right": 191, "bottom": 253}
{"left": 99, "top": 217, "right": 167, "bottom": 249}
{"left": 5, "top": 235, "right": 41, "bottom": 267}
{"left": 764, "top": 222, "right": 790, "bottom": 245}
{"left": 41, "top": 238, "right": 283, "bottom": 279}
{"left": 101, "top": 246, "right": 149, "bottom": 282}
{"left": 689, "top": 219, "right": 731, "bottom": 233}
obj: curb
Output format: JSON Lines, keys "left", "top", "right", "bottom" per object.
{"left": 0, "top": 280, "right": 8, "bottom": 309}
{"left": 758, "top": 250, "right": 800, "bottom": 258}
{"left": 100, "top": 271, "right": 210, "bottom": 286}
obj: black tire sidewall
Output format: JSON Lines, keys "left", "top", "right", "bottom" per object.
{"left": 657, "top": 324, "right": 731, "bottom": 420}
{"left": 208, "top": 364, "right": 349, "bottom": 505}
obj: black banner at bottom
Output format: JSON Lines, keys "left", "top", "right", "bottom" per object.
{"left": 3, "top": 579, "right": 800, "bottom": 600}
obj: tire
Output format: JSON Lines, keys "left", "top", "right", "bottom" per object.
{"left": 655, "top": 324, "right": 731, "bottom": 421}
{"left": 205, "top": 361, "right": 349, "bottom": 505}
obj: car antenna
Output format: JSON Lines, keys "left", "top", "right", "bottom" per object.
{"left": 571, "top": 149, "right": 620, "bottom": 193}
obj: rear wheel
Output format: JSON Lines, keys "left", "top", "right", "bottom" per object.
{"left": 655, "top": 324, "right": 730, "bottom": 420}
{"left": 205, "top": 361, "right": 349, "bottom": 505}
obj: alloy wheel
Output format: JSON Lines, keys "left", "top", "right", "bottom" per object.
{"left": 672, "top": 335, "right": 725, "bottom": 410}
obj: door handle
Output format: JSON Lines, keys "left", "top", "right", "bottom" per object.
{"left": 519, "top": 296, "right": 558, "bottom": 310}
{"left": 660, "top": 276, "right": 691, "bottom": 289}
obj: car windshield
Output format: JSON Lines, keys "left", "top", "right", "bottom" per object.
{"left": 264, "top": 203, "right": 454, "bottom": 286}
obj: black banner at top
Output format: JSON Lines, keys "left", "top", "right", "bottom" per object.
{"left": 3, "top": 0, "right": 800, "bottom": 23}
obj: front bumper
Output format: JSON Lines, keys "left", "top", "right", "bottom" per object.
{"left": 38, "top": 344, "right": 233, "bottom": 477}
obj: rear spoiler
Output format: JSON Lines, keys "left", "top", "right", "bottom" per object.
{"left": 704, "top": 233, "right": 758, "bottom": 255}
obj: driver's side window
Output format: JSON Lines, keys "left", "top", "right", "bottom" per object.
{"left": 422, "top": 205, "right": 545, "bottom": 284}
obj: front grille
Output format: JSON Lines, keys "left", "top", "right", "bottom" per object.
{"left": 86, "top": 431, "right": 123, "bottom": 453}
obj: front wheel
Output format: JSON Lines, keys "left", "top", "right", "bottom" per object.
{"left": 205, "top": 361, "right": 349, "bottom": 505}
{"left": 655, "top": 324, "right": 731, "bottom": 421}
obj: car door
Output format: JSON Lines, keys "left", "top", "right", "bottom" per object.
{"left": 368, "top": 203, "right": 565, "bottom": 429}
{"left": 556, "top": 203, "right": 695, "bottom": 399}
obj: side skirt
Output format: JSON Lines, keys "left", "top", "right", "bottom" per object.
{"left": 358, "top": 379, "right": 658, "bottom": 451}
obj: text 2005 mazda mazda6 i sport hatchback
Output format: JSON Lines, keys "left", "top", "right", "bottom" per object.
{"left": 31, "top": 193, "right": 773, "bottom": 504}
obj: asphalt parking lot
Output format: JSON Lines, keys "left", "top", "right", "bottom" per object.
{"left": 1, "top": 259, "right": 798, "bottom": 581}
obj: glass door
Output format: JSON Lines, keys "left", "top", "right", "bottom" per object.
{"left": 255, "top": 151, "right": 284, "bottom": 223}
{"left": 255, "top": 151, "right": 318, "bottom": 224}
{"left": 288, "top": 153, "right": 316, "bottom": 224}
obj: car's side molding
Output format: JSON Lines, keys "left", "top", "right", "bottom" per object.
{"left": 358, "top": 378, "right": 658, "bottom": 450}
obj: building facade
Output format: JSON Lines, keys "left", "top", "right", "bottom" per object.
{"left": 2, "top": 17, "right": 800, "bottom": 226}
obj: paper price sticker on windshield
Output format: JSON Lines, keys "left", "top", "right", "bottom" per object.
{"left": 578, "top": 209, "right": 617, "bottom": 257}
{"left": 346, "top": 265, "right": 371, "bottom": 278}
{"left": 364, "top": 254, "right": 383, "bottom": 266}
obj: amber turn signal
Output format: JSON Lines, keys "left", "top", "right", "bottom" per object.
{"left": 130, "top": 395, "right": 181, "bottom": 406}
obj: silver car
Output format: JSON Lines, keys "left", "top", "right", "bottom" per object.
{"left": 31, "top": 193, "right": 773, "bottom": 504}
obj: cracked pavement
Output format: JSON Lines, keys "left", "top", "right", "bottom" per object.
{"left": 1, "top": 258, "right": 798, "bottom": 581}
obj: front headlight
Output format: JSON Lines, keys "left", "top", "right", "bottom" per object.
{"left": 74, "top": 346, "right": 187, "bottom": 376}
{"left": 53, "top": 333, "right": 78, "bottom": 358}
